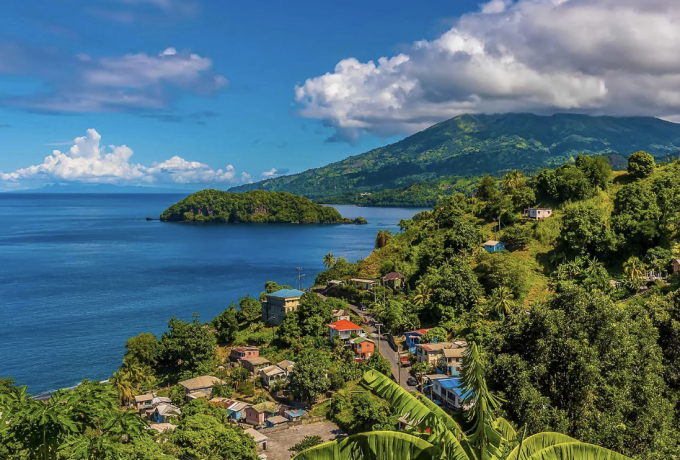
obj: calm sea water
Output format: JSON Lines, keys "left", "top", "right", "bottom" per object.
{"left": 0, "top": 194, "right": 424, "bottom": 394}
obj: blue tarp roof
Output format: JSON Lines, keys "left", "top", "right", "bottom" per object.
{"left": 285, "top": 409, "right": 307, "bottom": 418}
{"left": 437, "top": 378, "right": 472, "bottom": 398}
{"left": 268, "top": 289, "right": 305, "bottom": 298}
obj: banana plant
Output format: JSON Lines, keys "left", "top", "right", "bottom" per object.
{"left": 293, "top": 343, "right": 631, "bottom": 460}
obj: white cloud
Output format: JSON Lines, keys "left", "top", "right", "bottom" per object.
{"left": 295, "top": 0, "right": 680, "bottom": 141}
{"left": 261, "top": 168, "right": 278, "bottom": 177}
{"left": 1, "top": 47, "right": 226, "bottom": 114}
{"left": 0, "top": 129, "right": 247, "bottom": 189}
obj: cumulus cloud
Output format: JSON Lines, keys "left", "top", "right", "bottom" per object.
{"left": 0, "top": 45, "right": 226, "bottom": 115}
{"left": 261, "top": 168, "right": 278, "bottom": 177}
{"left": 295, "top": 0, "right": 680, "bottom": 141}
{"left": 0, "top": 129, "right": 246, "bottom": 189}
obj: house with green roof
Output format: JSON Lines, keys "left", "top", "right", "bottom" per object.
{"left": 245, "top": 401, "right": 281, "bottom": 426}
{"left": 261, "top": 288, "right": 304, "bottom": 326}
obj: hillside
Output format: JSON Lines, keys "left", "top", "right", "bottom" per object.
{"left": 160, "top": 189, "right": 364, "bottom": 223}
{"left": 231, "top": 113, "right": 680, "bottom": 200}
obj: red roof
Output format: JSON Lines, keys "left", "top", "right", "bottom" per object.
{"left": 406, "top": 328, "right": 431, "bottom": 336}
{"left": 328, "top": 319, "right": 363, "bottom": 331}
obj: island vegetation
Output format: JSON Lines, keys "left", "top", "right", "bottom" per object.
{"left": 2, "top": 151, "right": 680, "bottom": 459}
{"left": 160, "top": 189, "right": 367, "bottom": 224}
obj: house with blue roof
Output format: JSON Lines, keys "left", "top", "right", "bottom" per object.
{"left": 427, "top": 377, "right": 473, "bottom": 410}
{"left": 261, "top": 288, "right": 305, "bottom": 326}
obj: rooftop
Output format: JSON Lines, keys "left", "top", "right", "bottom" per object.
{"left": 155, "top": 403, "right": 181, "bottom": 417}
{"left": 349, "top": 278, "right": 377, "bottom": 284}
{"left": 285, "top": 409, "right": 307, "bottom": 418}
{"left": 419, "top": 342, "right": 460, "bottom": 352}
{"left": 242, "top": 356, "right": 271, "bottom": 366}
{"left": 442, "top": 348, "right": 465, "bottom": 358}
{"left": 351, "top": 337, "right": 374, "bottom": 345}
{"left": 329, "top": 319, "right": 363, "bottom": 331}
{"left": 277, "top": 359, "right": 295, "bottom": 369}
{"left": 252, "top": 401, "right": 280, "bottom": 414}
{"left": 232, "top": 346, "right": 259, "bottom": 352}
{"left": 261, "top": 365, "right": 286, "bottom": 377}
{"left": 484, "top": 240, "right": 500, "bottom": 246}
{"left": 381, "top": 271, "right": 405, "bottom": 281}
{"left": 178, "top": 375, "right": 223, "bottom": 390}
{"left": 406, "top": 328, "right": 432, "bottom": 336}
{"left": 267, "top": 289, "right": 304, "bottom": 299}
{"left": 332, "top": 309, "right": 349, "bottom": 317}
{"left": 134, "top": 394, "right": 154, "bottom": 403}
{"left": 267, "top": 415, "right": 288, "bottom": 425}
{"left": 244, "top": 428, "right": 268, "bottom": 443}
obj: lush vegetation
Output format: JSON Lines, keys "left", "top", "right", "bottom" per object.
{"left": 311, "top": 152, "right": 680, "bottom": 459}
{"left": 160, "top": 189, "right": 366, "bottom": 223}
{"left": 232, "top": 113, "right": 680, "bottom": 201}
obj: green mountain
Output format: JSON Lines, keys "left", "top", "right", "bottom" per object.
{"left": 160, "top": 189, "right": 365, "bottom": 223}
{"left": 231, "top": 113, "right": 680, "bottom": 200}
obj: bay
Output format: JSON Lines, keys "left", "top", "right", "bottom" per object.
{"left": 0, "top": 193, "right": 424, "bottom": 394}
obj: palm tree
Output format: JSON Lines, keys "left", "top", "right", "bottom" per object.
{"left": 490, "top": 287, "right": 515, "bottom": 319}
{"left": 501, "top": 170, "right": 526, "bottom": 191}
{"left": 623, "top": 256, "right": 645, "bottom": 286}
{"left": 110, "top": 372, "right": 136, "bottom": 406}
{"left": 323, "top": 253, "right": 336, "bottom": 268}
{"left": 413, "top": 284, "right": 433, "bottom": 306}
{"left": 375, "top": 229, "right": 392, "bottom": 249}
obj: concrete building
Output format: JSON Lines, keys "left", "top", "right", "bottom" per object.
{"left": 404, "top": 328, "right": 432, "bottom": 354}
{"left": 524, "top": 207, "right": 553, "bottom": 220}
{"left": 260, "top": 365, "right": 287, "bottom": 387}
{"left": 416, "top": 341, "right": 467, "bottom": 368}
{"left": 242, "top": 356, "right": 271, "bottom": 374}
{"left": 178, "top": 375, "right": 224, "bottom": 400}
{"left": 332, "top": 309, "right": 351, "bottom": 322}
{"left": 244, "top": 428, "right": 269, "bottom": 451}
{"left": 230, "top": 346, "right": 259, "bottom": 361}
{"left": 350, "top": 337, "right": 375, "bottom": 361}
{"left": 381, "top": 272, "right": 406, "bottom": 290}
{"left": 349, "top": 278, "right": 377, "bottom": 290}
{"left": 328, "top": 319, "right": 365, "bottom": 343}
{"left": 261, "top": 289, "right": 304, "bottom": 326}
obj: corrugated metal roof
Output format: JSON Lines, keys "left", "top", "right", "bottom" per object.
{"left": 268, "top": 289, "right": 304, "bottom": 298}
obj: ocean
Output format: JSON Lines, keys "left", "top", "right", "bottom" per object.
{"left": 0, "top": 193, "right": 424, "bottom": 394}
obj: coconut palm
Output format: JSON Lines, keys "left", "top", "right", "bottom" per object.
{"left": 110, "top": 372, "right": 136, "bottom": 406}
{"left": 323, "top": 253, "right": 336, "bottom": 268}
{"left": 413, "top": 284, "right": 433, "bottom": 306}
{"left": 501, "top": 170, "right": 526, "bottom": 191}
{"left": 490, "top": 287, "right": 514, "bottom": 319}
{"left": 623, "top": 256, "right": 645, "bottom": 285}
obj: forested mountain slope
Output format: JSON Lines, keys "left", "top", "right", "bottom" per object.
{"left": 231, "top": 113, "right": 680, "bottom": 200}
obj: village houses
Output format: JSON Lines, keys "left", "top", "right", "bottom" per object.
{"left": 178, "top": 375, "right": 224, "bottom": 401}
{"left": 230, "top": 346, "right": 259, "bottom": 361}
{"left": 242, "top": 356, "right": 271, "bottom": 374}
{"left": 416, "top": 341, "right": 467, "bottom": 374}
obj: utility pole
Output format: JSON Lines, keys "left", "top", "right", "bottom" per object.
{"left": 375, "top": 323, "right": 383, "bottom": 356}
{"left": 397, "top": 344, "right": 402, "bottom": 387}
{"left": 296, "top": 267, "right": 305, "bottom": 291}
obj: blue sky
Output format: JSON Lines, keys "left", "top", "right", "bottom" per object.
{"left": 1, "top": 0, "right": 679, "bottom": 190}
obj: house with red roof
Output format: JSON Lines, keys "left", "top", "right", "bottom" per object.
{"left": 328, "top": 319, "right": 365, "bottom": 343}
{"left": 405, "top": 328, "right": 432, "bottom": 353}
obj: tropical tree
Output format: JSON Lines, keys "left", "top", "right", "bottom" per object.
{"left": 323, "top": 253, "right": 337, "bottom": 268}
{"left": 623, "top": 256, "right": 646, "bottom": 288}
{"left": 375, "top": 229, "right": 392, "bottom": 249}
{"left": 489, "top": 287, "right": 515, "bottom": 319}
{"left": 501, "top": 170, "right": 526, "bottom": 191}
{"left": 413, "top": 283, "right": 433, "bottom": 307}
{"left": 110, "top": 371, "right": 136, "bottom": 406}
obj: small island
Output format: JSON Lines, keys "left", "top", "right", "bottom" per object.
{"left": 160, "top": 189, "right": 368, "bottom": 224}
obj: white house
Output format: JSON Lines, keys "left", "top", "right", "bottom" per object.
{"left": 328, "top": 319, "right": 365, "bottom": 343}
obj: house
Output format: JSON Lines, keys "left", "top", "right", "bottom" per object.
{"left": 178, "top": 375, "right": 224, "bottom": 399}
{"left": 483, "top": 240, "right": 505, "bottom": 253}
{"left": 674, "top": 259, "right": 680, "bottom": 274}
{"left": 328, "top": 319, "right": 366, "bottom": 343}
{"left": 244, "top": 428, "right": 268, "bottom": 451}
{"left": 430, "top": 377, "right": 472, "bottom": 410}
{"left": 134, "top": 393, "right": 154, "bottom": 411}
{"left": 151, "top": 396, "right": 171, "bottom": 407}
{"left": 332, "top": 309, "right": 351, "bottom": 322}
{"left": 261, "top": 289, "right": 304, "bottom": 326}
{"left": 230, "top": 346, "right": 259, "bottom": 361}
{"left": 284, "top": 409, "right": 307, "bottom": 422}
{"left": 416, "top": 341, "right": 467, "bottom": 368}
{"left": 242, "top": 356, "right": 271, "bottom": 374}
{"left": 349, "top": 278, "right": 377, "bottom": 290}
{"left": 151, "top": 403, "right": 181, "bottom": 423}
{"left": 405, "top": 328, "right": 432, "bottom": 353}
{"left": 210, "top": 399, "right": 251, "bottom": 421}
{"left": 350, "top": 337, "right": 375, "bottom": 361}
{"left": 442, "top": 347, "right": 465, "bottom": 376}
{"left": 245, "top": 402, "right": 280, "bottom": 426}
{"left": 327, "top": 280, "right": 345, "bottom": 288}
{"left": 265, "top": 415, "right": 289, "bottom": 428}
{"left": 524, "top": 207, "right": 553, "bottom": 220}
{"left": 260, "top": 365, "right": 287, "bottom": 387}
{"left": 276, "top": 360, "right": 295, "bottom": 376}
{"left": 381, "top": 272, "right": 406, "bottom": 290}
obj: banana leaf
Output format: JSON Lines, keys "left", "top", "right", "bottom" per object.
{"left": 506, "top": 433, "right": 579, "bottom": 460}
{"left": 292, "top": 431, "right": 441, "bottom": 460}
{"left": 526, "top": 442, "right": 632, "bottom": 460}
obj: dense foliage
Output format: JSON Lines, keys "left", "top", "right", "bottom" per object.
{"left": 160, "top": 189, "right": 364, "bottom": 223}
{"left": 232, "top": 113, "right": 680, "bottom": 200}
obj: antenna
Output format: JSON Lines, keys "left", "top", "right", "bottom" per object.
{"left": 296, "top": 267, "right": 305, "bottom": 291}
